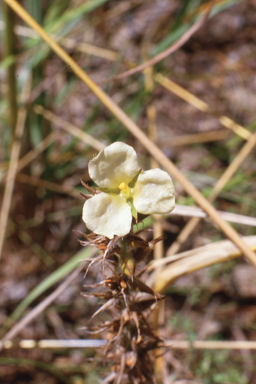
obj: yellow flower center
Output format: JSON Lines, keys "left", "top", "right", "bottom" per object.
{"left": 119, "top": 182, "right": 132, "bottom": 200}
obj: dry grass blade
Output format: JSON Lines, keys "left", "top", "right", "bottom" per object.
{"left": 155, "top": 73, "right": 251, "bottom": 140}
{"left": 0, "top": 77, "right": 31, "bottom": 260}
{"left": 210, "top": 131, "right": 256, "bottom": 201}
{"left": 5, "top": 0, "right": 256, "bottom": 268}
{"left": 104, "top": 0, "right": 144, "bottom": 20}
{"left": 151, "top": 236, "right": 256, "bottom": 269}
{"left": 149, "top": 236, "right": 256, "bottom": 293}
{"left": 172, "top": 204, "right": 256, "bottom": 227}
{"left": 16, "top": 173, "right": 80, "bottom": 198}
{"left": 61, "top": 37, "right": 118, "bottom": 61}
{"left": 158, "top": 129, "right": 229, "bottom": 146}
{"left": 34, "top": 105, "right": 105, "bottom": 151}
{"left": 168, "top": 131, "right": 256, "bottom": 255}
{"left": 2, "top": 338, "right": 256, "bottom": 350}
{"left": 0, "top": 21, "right": 118, "bottom": 61}
{"left": 102, "top": 0, "right": 215, "bottom": 83}
{"left": 4, "top": 132, "right": 57, "bottom": 178}
{"left": 164, "top": 340, "right": 256, "bottom": 350}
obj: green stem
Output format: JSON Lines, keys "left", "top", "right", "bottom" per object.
{"left": 3, "top": 2, "right": 18, "bottom": 145}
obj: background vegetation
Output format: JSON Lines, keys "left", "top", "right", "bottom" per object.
{"left": 0, "top": 0, "right": 256, "bottom": 383}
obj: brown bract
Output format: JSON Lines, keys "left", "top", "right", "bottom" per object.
{"left": 80, "top": 231, "right": 164, "bottom": 383}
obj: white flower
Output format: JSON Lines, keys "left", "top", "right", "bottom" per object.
{"left": 82, "top": 142, "right": 175, "bottom": 239}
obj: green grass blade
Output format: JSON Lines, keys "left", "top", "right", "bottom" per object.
{"left": 0, "top": 55, "right": 16, "bottom": 73}
{"left": 46, "top": 0, "right": 110, "bottom": 34}
{"left": 152, "top": 0, "right": 244, "bottom": 56}
{"left": 3, "top": 246, "right": 93, "bottom": 327}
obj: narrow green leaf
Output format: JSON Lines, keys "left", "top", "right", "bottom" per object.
{"left": 46, "top": 0, "right": 110, "bottom": 34}
{"left": 0, "top": 55, "right": 16, "bottom": 73}
{"left": 151, "top": 0, "right": 244, "bottom": 56}
{"left": 4, "top": 247, "right": 93, "bottom": 326}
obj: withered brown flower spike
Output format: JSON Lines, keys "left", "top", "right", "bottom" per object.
{"left": 80, "top": 231, "right": 165, "bottom": 383}
{"left": 80, "top": 142, "right": 176, "bottom": 383}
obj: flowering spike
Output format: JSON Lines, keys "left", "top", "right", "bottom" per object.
{"left": 80, "top": 142, "right": 176, "bottom": 383}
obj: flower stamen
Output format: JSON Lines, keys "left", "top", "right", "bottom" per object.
{"left": 119, "top": 182, "right": 132, "bottom": 200}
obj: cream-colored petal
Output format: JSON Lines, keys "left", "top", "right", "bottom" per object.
{"left": 82, "top": 193, "right": 132, "bottom": 239}
{"left": 133, "top": 169, "right": 175, "bottom": 215}
{"left": 88, "top": 142, "right": 138, "bottom": 188}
